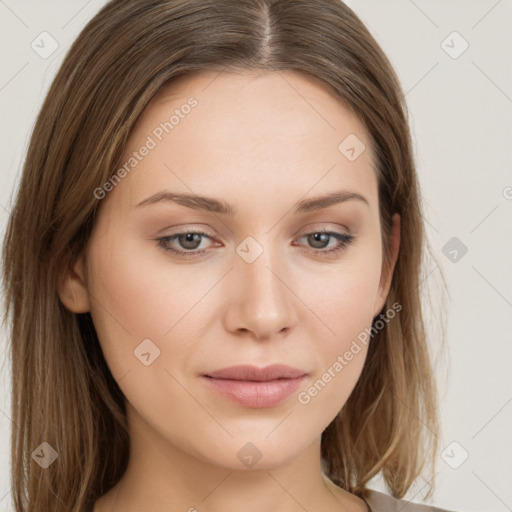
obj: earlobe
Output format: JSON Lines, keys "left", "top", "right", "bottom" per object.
{"left": 373, "top": 213, "right": 401, "bottom": 317}
{"left": 57, "top": 254, "right": 91, "bottom": 313}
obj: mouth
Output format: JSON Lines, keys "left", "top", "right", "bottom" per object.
{"left": 201, "top": 364, "right": 308, "bottom": 408}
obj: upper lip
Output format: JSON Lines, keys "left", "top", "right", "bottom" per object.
{"left": 204, "top": 364, "right": 307, "bottom": 382}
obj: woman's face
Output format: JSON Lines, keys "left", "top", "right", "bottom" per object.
{"left": 64, "top": 70, "right": 398, "bottom": 470}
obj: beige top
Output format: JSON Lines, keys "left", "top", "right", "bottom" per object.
{"left": 363, "top": 490, "right": 455, "bottom": 512}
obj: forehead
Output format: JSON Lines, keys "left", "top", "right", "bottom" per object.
{"left": 143, "top": 69, "right": 367, "bottom": 138}
{"left": 117, "top": 69, "right": 377, "bottom": 209}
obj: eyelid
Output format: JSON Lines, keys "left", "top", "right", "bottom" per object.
{"left": 156, "top": 224, "right": 217, "bottom": 237}
{"left": 294, "top": 222, "right": 352, "bottom": 236}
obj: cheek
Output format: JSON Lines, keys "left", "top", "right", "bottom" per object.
{"left": 293, "top": 248, "right": 382, "bottom": 413}
{"left": 299, "top": 246, "right": 382, "bottom": 342}
{"left": 85, "top": 231, "right": 201, "bottom": 376}
{"left": 89, "top": 224, "right": 213, "bottom": 321}
{"left": 85, "top": 233, "right": 214, "bottom": 438}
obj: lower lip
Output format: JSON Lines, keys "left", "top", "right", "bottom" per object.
{"left": 201, "top": 375, "right": 306, "bottom": 408}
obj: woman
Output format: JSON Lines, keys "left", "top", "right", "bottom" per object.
{"left": 2, "top": 1, "right": 452, "bottom": 510}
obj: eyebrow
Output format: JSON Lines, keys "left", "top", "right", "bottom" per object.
{"left": 135, "top": 190, "right": 369, "bottom": 215}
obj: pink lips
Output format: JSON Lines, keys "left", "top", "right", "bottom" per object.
{"left": 202, "top": 364, "right": 307, "bottom": 408}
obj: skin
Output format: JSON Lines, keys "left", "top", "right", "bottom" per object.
{"left": 59, "top": 69, "right": 400, "bottom": 512}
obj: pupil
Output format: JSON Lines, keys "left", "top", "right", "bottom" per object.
{"left": 180, "top": 233, "right": 201, "bottom": 249}
{"left": 310, "top": 233, "right": 328, "bottom": 248}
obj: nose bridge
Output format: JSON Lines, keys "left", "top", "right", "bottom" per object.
{"left": 228, "top": 234, "right": 296, "bottom": 337}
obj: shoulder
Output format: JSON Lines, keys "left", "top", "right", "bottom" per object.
{"left": 363, "top": 489, "right": 456, "bottom": 512}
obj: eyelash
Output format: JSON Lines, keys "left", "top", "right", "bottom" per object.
{"left": 156, "top": 229, "right": 355, "bottom": 260}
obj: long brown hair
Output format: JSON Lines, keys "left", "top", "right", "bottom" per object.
{"left": 2, "top": 1, "right": 446, "bottom": 510}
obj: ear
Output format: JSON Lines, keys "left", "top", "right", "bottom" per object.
{"left": 373, "top": 213, "right": 400, "bottom": 317}
{"left": 57, "top": 253, "right": 91, "bottom": 313}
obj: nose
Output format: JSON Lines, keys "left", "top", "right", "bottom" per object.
{"left": 223, "top": 242, "right": 298, "bottom": 340}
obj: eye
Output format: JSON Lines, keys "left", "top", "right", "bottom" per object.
{"left": 294, "top": 230, "right": 354, "bottom": 257}
{"left": 157, "top": 230, "right": 215, "bottom": 259}
{"left": 156, "top": 229, "right": 354, "bottom": 259}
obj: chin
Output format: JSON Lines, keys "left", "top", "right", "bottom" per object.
{"left": 187, "top": 431, "right": 312, "bottom": 472}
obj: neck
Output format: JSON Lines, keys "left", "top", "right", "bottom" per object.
{"left": 94, "top": 403, "right": 368, "bottom": 512}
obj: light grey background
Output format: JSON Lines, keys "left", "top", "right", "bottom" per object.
{"left": 1, "top": 1, "right": 511, "bottom": 511}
